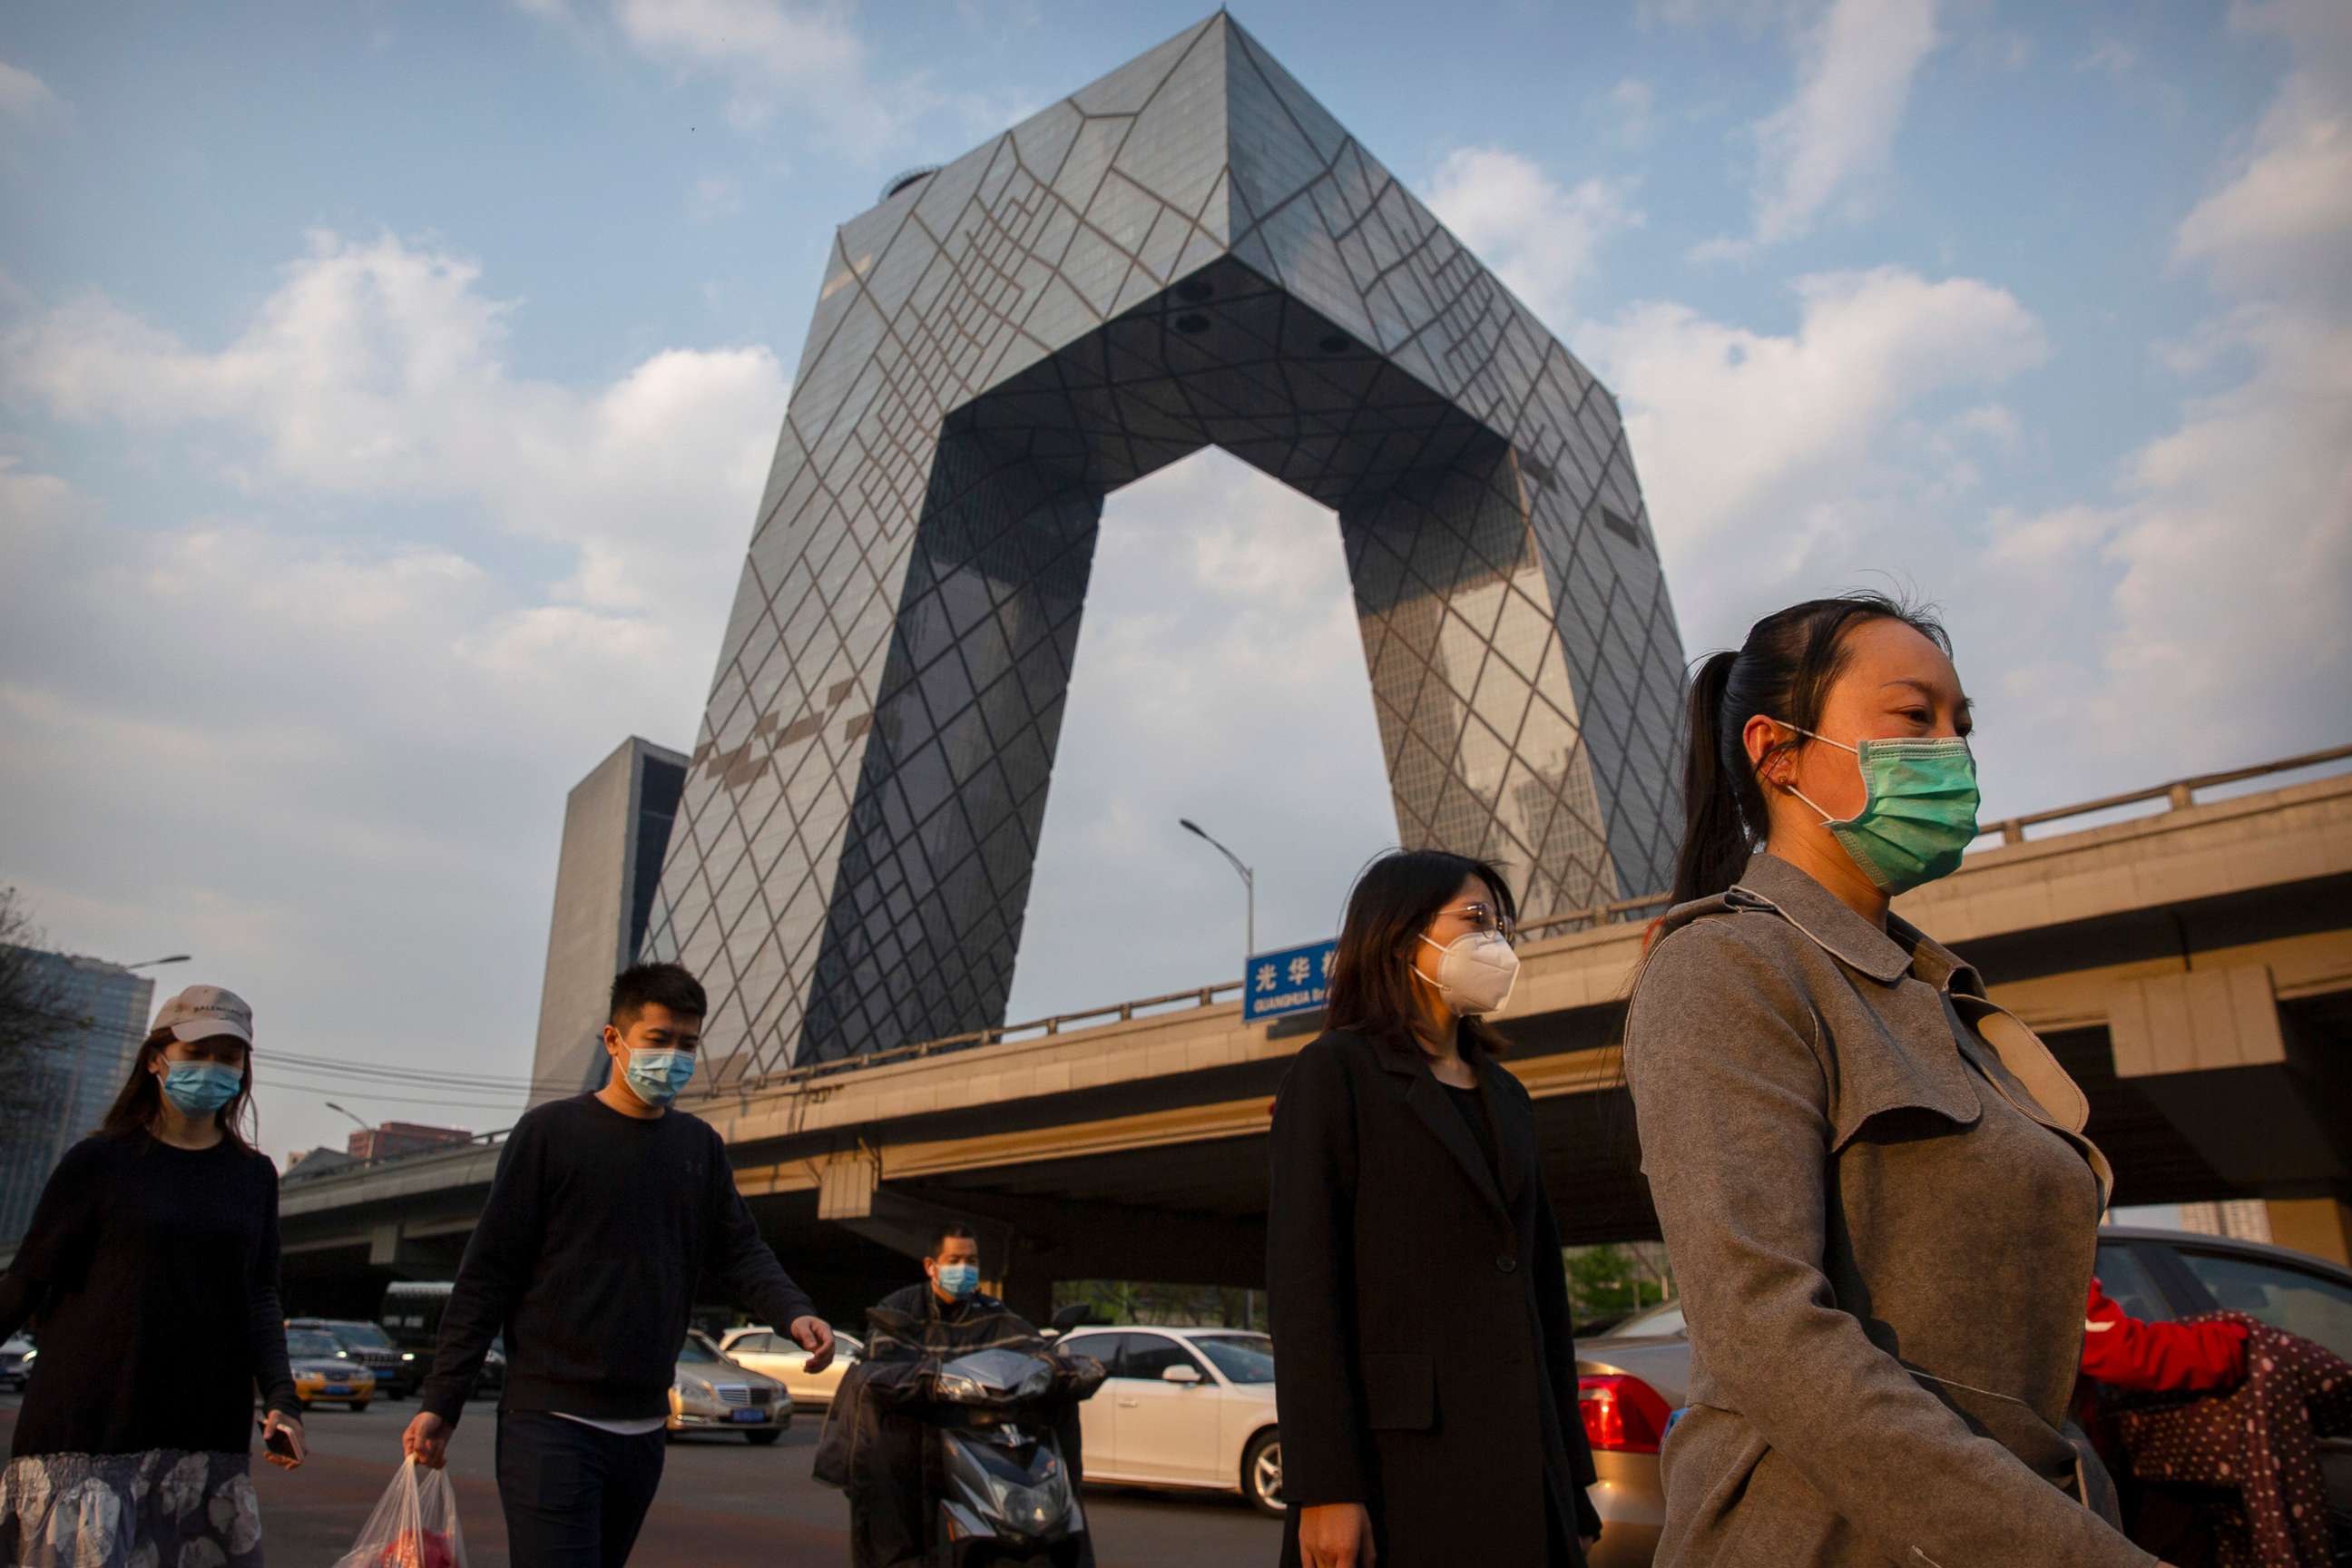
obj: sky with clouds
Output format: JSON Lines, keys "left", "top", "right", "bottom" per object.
{"left": 1, "top": 0, "right": 2345, "bottom": 1163}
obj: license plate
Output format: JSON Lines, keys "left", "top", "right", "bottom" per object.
{"left": 730, "top": 1407, "right": 765, "bottom": 1423}
{"left": 324, "top": 1386, "right": 350, "bottom": 1396}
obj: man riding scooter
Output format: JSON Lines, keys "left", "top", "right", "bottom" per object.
{"left": 818, "top": 1224, "right": 1104, "bottom": 1567}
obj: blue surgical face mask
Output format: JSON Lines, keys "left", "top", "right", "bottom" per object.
{"left": 935, "top": 1262, "right": 980, "bottom": 1300}
{"left": 622, "top": 1046, "right": 697, "bottom": 1107}
{"left": 160, "top": 1062, "right": 242, "bottom": 1116}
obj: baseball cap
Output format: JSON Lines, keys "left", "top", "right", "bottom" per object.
{"left": 153, "top": 985, "right": 254, "bottom": 1048}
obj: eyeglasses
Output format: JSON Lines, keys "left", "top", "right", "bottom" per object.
{"left": 1435, "top": 901, "right": 1517, "bottom": 945}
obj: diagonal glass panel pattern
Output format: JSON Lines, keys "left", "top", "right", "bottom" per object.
{"left": 644, "top": 13, "right": 1687, "bottom": 1074}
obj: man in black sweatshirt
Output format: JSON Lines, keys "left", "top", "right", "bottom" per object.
{"left": 401, "top": 962, "right": 833, "bottom": 1566}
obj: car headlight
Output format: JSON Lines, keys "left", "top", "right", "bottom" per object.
{"left": 20, "top": 1349, "right": 34, "bottom": 1363}
{"left": 401, "top": 1352, "right": 416, "bottom": 1361}
{"left": 675, "top": 1375, "right": 717, "bottom": 1398}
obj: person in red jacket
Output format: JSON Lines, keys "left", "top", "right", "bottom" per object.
{"left": 2080, "top": 1275, "right": 2350, "bottom": 1567}
{"left": 2081, "top": 1278, "right": 2249, "bottom": 1392}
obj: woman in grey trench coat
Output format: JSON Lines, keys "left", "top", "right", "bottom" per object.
{"left": 1624, "top": 593, "right": 2174, "bottom": 1568}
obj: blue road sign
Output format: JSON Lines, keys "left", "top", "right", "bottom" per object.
{"left": 1243, "top": 937, "right": 1338, "bottom": 1023}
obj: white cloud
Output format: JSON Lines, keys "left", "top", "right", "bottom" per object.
{"left": 0, "top": 495, "right": 697, "bottom": 1142}
{"left": 1583, "top": 267, "right": 2044, "bottom": 580}
{"left": 0, "top": 58, "right": 57, "bottom": 121}
{"left": 686, "top": 171, "right": 744, "bottom": 222}
{"left": 1425, "top": 147, "right": 1641, "bottom": 326}
{"left": 581, "top": 0, "right": 933, "bottom": 145}
{"left": 1634, "top": 0, "right": 1791, "bottom": 32}
{"left": 3, "top": 230, "right": 789, "bottom": 614}
{"left": 615, "top": 0, "right": 861, "bottom": 79}
{"left": 1952, "top": 402, "right": 2022, "bottom": 446}
{"left": 2077, "top": 39, "right": 2139, "bottom": 75}
{"left": 1008, "top": 451, "right": 1397, "bottom": 1013}
{"left": 1597, "top": 77, "right": 1657, "bottom": 150}
{"left": 1698, "top": 0, "right": 1943, "bottom": 258}
{"left": 0, "top": 234, "right": 794, "bottom": 1154}
{"left": 1968, "top": 0, "right": 2352, "bottom": 771}
{"left": 2173, "top": 103, "right": 2352, "bottom": 287}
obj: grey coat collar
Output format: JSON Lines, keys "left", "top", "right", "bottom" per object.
{"left": 1675, "top": 852, "right": 1982, "bottom": 995}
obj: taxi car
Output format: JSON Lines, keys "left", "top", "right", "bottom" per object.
{"left": 287, "top": 1327, "right": 377, "bottom": 1411}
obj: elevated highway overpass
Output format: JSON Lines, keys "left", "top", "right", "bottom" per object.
{"left": 236, "top": 752, "right": 2352, "bottom": 1320}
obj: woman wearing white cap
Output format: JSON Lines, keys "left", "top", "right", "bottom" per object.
{"left": 0, "top": 984, "right": 305, "bottom": 1567}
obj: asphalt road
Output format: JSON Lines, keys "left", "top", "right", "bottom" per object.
{"left": 0, "top": 1393, "right": 1280, "bottom": 1567}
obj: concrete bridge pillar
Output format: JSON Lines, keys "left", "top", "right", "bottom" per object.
{"left": 364, "top": 1220, "right": 445, "bottom": 1275}
{"left": 2108, "top": 965, "right": 2349, "bottom": 1195}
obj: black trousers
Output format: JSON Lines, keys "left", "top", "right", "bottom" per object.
{"left": 495, "top": 1411, "right": 668, "bottom": 1568}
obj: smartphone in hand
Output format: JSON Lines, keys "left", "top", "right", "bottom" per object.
{"left": 258, "top": 1419, "right": 298, "bottom": 1461}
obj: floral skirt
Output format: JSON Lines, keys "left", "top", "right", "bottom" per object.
{"left": 0, "top": 1449, "right": 262, "bottom": 1568}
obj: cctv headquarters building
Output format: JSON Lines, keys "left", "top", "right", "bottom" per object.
{"left": 550, "top": 15, "right": 1689, "bottom": 1093}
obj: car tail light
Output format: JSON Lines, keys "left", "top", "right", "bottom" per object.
{"left": 1579, "top": 1373, "right": 1671, "bottom": 1454}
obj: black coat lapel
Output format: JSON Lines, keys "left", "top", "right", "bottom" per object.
{"left": 1481, "top": 1071, "right": 1529, "bottom": 1210}
{"left": 1403, "top": 1071, "right": 1508, "bottom": 1216}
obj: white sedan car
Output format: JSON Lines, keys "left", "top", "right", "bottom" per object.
{"left": 1054, "top": 1326, "right": 1282, "bottom": 1517}
{"left": 717, "top": 1326, "right": 865, "bottom": 1411}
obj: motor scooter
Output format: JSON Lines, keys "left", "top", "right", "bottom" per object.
{"left": 913, "top": 1344, "right": 1102, "bottom": 1567}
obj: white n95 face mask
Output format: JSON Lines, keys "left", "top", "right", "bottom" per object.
{"left": 1416, "top": 930, "right": 1521, "bottom": 1014}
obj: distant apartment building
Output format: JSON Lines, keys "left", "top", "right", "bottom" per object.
{"left": 345, "top": 1121, "right": 473, "bottom": 1161}
{"left": 0, "top": 949, "right": 155, "bottom": 1247}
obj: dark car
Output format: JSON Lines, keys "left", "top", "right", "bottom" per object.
{"left": 1573, "top": 1226, "right": 2352, "bottom": 1565}
{"left": 289, "top": 1317, "right": 416, "bottom": 1400}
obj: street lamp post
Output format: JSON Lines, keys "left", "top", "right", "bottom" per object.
{"left": 1178, "top": 818, "right": 1255, "bottom": 961}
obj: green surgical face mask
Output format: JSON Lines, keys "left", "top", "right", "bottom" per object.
{"left": 1778, "top": 723, "right": 1982, "bottom": 894}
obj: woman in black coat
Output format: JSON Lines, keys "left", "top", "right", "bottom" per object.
{"left": 1269, "top": 850, "right": 1602, "bottom": 1568}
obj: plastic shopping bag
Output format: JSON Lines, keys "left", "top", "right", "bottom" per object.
{"left": 331, "top": 1456, "right": 467, "bottom": 1568}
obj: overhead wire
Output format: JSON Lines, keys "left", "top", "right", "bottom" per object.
{"left": 5, "top": 1031, "right": 578, "bottom": 1095}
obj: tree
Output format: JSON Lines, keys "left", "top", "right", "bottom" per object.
{"left": 1562, "top": 1240, "right": 1677, "bottom": 1328}
{"left": 1050, "top": 1279, "right": 1264, "bottom": 1329}
{"left": 0, "top": 887, "right": 77, "bottom": 1145}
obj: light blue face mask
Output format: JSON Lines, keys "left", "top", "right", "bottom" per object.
{"left": 1779, "top": 722, "right": 1982, "bottom": 895}
{"left": 935, "top": 1262, "right": 980, "bottom": 1300}
{"left": 622, "top": 1046, "right": 697, "bottom": 1107}
{"left": 160, "top": 1062, "right": 242, "bottom": 1116}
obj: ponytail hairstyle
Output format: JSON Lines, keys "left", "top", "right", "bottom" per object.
{"left": 1671, "top": 592, "right": 1953, "bottom": 905}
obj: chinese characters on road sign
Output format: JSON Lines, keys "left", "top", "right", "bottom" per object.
{"left": 1242, "top": 937, "right": 1338, "bottom": 1023}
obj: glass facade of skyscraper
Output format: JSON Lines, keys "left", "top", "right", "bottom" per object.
{"left": 645, "top": 15, "right": 1686, "bottom": 1079}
